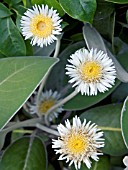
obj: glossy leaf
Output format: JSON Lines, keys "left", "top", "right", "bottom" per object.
{"left": 0, "top": 56, "right": 58, "bottom": 129}
{"left": 4, "top": 0, "right": 21, "bottom": 5}
{"left": 31, "top": 0, "right": 65, "bottom": 16}
{"left": 0, "top": 136, "right": 47, "bottom": 170}
{"left": 59, "top": 0, "right": 96, "bottom": 23}
{"left": 0, "top": 17, "right": 26, "bottom": 57}
{"left": 105, "top": 0, "right": 128, "bottom": 4}
{"left": 93, "top": 1, "right": 115, "bottom": 42}
{"left": 16, "top": 5, "right": 27, "bottom": 32}
{"left": 121, "top": 96, "right": 128, "bottom": 149}
{"left": 80, "top": 104, "right": 128, "bottom": 156}
{"left": 0, "top": 3, "right": 12, "bottom": 18}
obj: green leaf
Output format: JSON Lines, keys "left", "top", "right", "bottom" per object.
{"left": 105, "top": 0, "right": 128, "bottom": 4}
{"left": 111, "top": 83, "right": 128, "bottom": 102}
{"left": 93, "top": 1, "right": 115, "bottom": 42}
{"left": 110, "top": 156, "right": 123, "bottom": 167}
{"left": 64, "top": 80, "right": 120, "bottom": 110}
{"left": 0, "top": 3, "right": 12, "bottom": 18}
{"left": 16, "top": 5, "right": 27, "bottom": 32}
{"left": 59, "top": 0, "right": 96, "bottom": 23}
{"left": 114, "top": 37, "right": 128, "bottom": 55}
{"left": 21, "top": 0, "right": 31, "bottom": 8}
{"left": 61, "top": 21, "right": 69, "bottom": 29}
{"left": 70, "top": 33, "right": 84, "bottom": 42}
{"left": 0, "top": 56, "right": 58, "bottom": 129}
{"left": 48, "top": 164, "right": 54, "bottom": 170}
{"left": 83, "top": 23, "right": 107, "bottom": 53}
{"left": 33, "top": 42, "right": 56, "bottom": 56}
{"left": 0, "top": 136, "right": 47, "bottom": 170}
{"left": 0, "top": 17, "right": 26, "bottom": 57}
{"left": 112, "top": 37, "right": 128, "bottom": 102}
{"left": 80, "top": 104, "right": 128, "bottom": 156}
{"left": 121, "top": 96, "right": 128, "bottom": 149}
{"left": 31, "top": 0, "right": 65, "bottom": 16}
{"left": 25, "top": 40, "right": 33, "bottom": 56}
{"left": 71, "top": 156, "right": 110, "bottom": 170}
{"left": 4, "top": 0, "right": 21, "bottom": 5}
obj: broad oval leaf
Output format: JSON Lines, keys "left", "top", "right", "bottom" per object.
{"left": 121, "top": 96, "right": 128, "bottom": 149}
{"left": 0, "top": 3, "right": 12, "bottom": 18}
{"left": 83, "top": 23, "right": 107, "bottom": 53}
{"left": 80, "top": 104, "right": 128, "bottom": 156}
{"left": 93, "top": 1, "right": 115, "bottom": 42}
{"left": 4, "top": 0, "right": 21, "bottom": 6}
{"left": 0, "top": 56, "right": 58, "bottom": 129}
{"left": 0, "top": 17, "right": 26, "bottom": 57}
{"left": 59, "top": 0, "right": 96, "bottom": 23}
{"left": 0, "top": 136, "right": 47, "bottom": 170}
{"left": 105, "top": 0, "right": 128, "bottom": 4}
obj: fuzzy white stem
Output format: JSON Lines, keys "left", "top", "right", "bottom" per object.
{"left": 53, "top": 36, "right": 61, "bottom": 58}
{"left": 36, "top": 123, "right": 59, "bottom": 136}
{"left": 45, "top": 90, "right": 79, "bottom": 125}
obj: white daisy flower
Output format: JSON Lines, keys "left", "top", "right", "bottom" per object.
{"left": 20, "top": 4, "right": 62, "bottom": 47}
{"left": 52, "top": 116, "right": 105, "bottom": 169}
{"left": 26, "top": 90, "right": 63, "bottom": 121}
{"left": 65, "top": 48, "right": 116, "bottom": 95}
{"left": 123, "top": 156, "right": 128, "bottom": 170}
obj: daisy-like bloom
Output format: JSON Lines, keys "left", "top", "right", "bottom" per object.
{"left": 20, "top": 4, "right": 62, "bottom": 47}
{"left": 65, "top": 48, "right": 116, "bottom": 95}
{"left": 26, "top": 90, "right": 63, "bottom": 120}
{"left": 52, "top": 116, "right": 105, "bottom": 169}
{"left": 123, "top": 156, "right": 128, "bottom": 170}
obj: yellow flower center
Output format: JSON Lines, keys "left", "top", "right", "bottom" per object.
{"left": 79, "top": 61, "right": 102, "bottom": 83}
{"left": 38, "top": 99, "right": 55, "bottom": 114}
{"left": 66, "top": 133, "right": 88, "bottom": 154}
{"left": 30, "top": 14, "right": 54, "bottom": 38}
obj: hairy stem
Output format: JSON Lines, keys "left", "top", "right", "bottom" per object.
{"left": 36, "top": 123, "right": 59, "bottom": 136}
{"left": 45, "top": 90, "right": 79, "bottom": 125}
{"left": 53, "top": 36, "right": 61, "bottom": 58}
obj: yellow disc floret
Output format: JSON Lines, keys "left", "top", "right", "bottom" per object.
{"left": 79, "top": 61, "right": 102, "bottom": 83}
{"left": 38, "top": 99, "right": 55, "bottom": 114}
{"left": 30, "top": 14, "right": 54, "bottom": 38}
{"left": 65, "top": 132, "right": 89, "bottom": 155}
